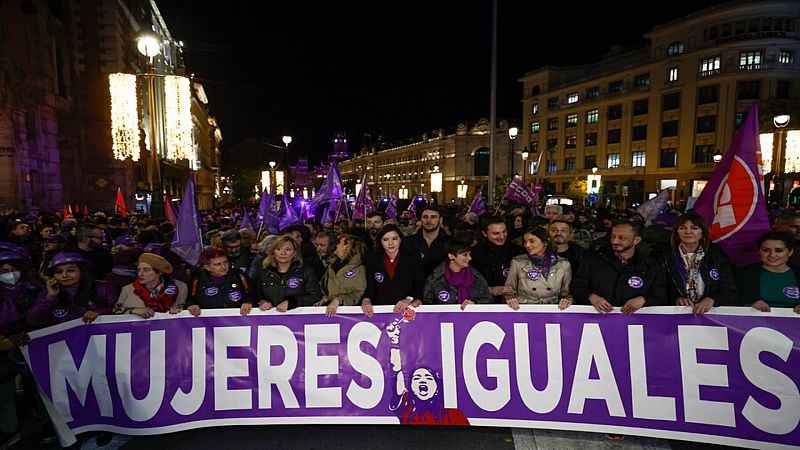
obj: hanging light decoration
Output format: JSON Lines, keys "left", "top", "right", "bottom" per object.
{"left": 109, "top": 73, "right": 140, "bottom": 161}
{"left": 759, "top": 133, "right": 773, "bottom": 175}
{"left": 783, "top": 130, "right": 800, "bottom": 174}
{"left": 164, "top": 75, "right": 193, "bottom": 160}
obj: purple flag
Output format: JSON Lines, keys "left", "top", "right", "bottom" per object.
{"left": 170, "top": 174, "right": 202, "bottom": 266}
{"left": 693, "top": 102, "right": 770, "bottom": 267}
{"left": 309, "top": 160, "right": 343, "bottom": 211}
{"left": 468, "top": 185, "right": 486, "bottom": 216}
{"left": 385, "top": 195, "right": 398, "bottom": 220}
{"left": 408, "top": 199, "right": 416, "bottom": 218}
{"left": 278, "top": 192, "right": 300, "bottom": 231}
{"left": 255, "top": 189, "right": 269, "bottom": 226}
{"left": 240, "top": 206, "right": 255, "bottom": 231}
{"left": 352, "top": 173, "right": 376, "bottom": 220}
{"left": 636, "top": 188, "right": 671, "bottom": 225}
{"left": 505, "top": 177, "right": 537, "bottom": 206}
{"left": 164, "top": 195, "right": 179, "bottom": 227}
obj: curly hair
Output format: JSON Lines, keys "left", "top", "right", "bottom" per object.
{"left": 199, "top": 247, "right": 228, "bottom": 266}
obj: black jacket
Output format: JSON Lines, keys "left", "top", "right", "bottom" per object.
{"left": 664, "top": 244, "right": 737, "bottom": 306}
{"left": 571, "top": 248, "right": 667, "bottom": 307}
{"left": 189, "top": 269, "right": 254, "bottom": 309}
{"left": 227, "top": 249, "right": 254, "bottom": 275}
{"left": 735, "top": 263, "right": 800, "bottom": 306}
{"left": 408, "top": 229, "right": 451, "bottom": 278}
{"left": 470, "top": 239, "right": 524, "bottom": 303}
{"left": 557, "top": 244, "right": 585, "bottom": 274}
{"left": 256, "top": 261, "right": 322, "bottom": 309}
{"left": 363, "top": 247, "right": 425, "bottom": 305}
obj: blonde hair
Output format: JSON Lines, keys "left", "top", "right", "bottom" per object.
{"left": 263, "top": 235, "right": 302, "bottom": 268}
{"left": 333, "top": 234, "right": 366, "bottom": 263}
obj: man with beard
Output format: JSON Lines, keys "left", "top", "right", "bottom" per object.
{"left": 548, "top": 219, "right": 584, "bottom": 273}
{"left": 364, "top": 211, "right": 386, "bottom": 250}
{"left": 67, "top": 223, "right": 113, "bottom": 279}
{"left": 470, "top": 216, "right": 524, "bottom": 303}
{"left": 221, "top": 230, "right": 253, "bottom": 274}
{"left": 408, "top": 206, "right": 450, "bottom": 277}
{"left": 570, "top": 221, "right": 666, "bottom": 314}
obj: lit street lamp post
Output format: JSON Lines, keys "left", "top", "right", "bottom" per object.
{"left": 772, "top": 114, "right": 790, "bottom": 206}
{"left": 269, "top": 160, "right": 277, "bottom": 194}
{"left": 521, "top": 147, "right": 529, "bottom": 185}
{"left": 136, "top": 30, "right": 164, "bottom": 220}
{"left": 282, "top": 134, "right": 292, "bottom": 191}
{"left": 508, "top": 127, "right": 518, "bottom": 178}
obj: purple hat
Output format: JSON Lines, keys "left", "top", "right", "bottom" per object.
{"left": 23, "top": 214, "right": 37, "bottom": 222}
{"left": 114, "top": 235, "right": 135, "bottom": 246}
{"left": 0, "top": 252, "right": 22, "bottom": 263}
{"left": 0, "top": 242, "right": 25, "bottom": 255}
{"left": 143, "top": 243, "right": 163, "bottom": 253}
{"left": 48, "top": 252, "right": 85, "bottom": 273}
{"left": 43, "top": 233, "right": 68, "bottom": 244}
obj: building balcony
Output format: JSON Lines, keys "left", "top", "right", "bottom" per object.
{"left": 693, "top": 162, "right": 716, "bottom": 170}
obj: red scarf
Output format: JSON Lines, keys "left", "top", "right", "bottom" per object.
{"left": 133, "top": 276, "right": 178, "bottom": 312}
{"left": 383, "top": 252, "right": 400, "bottom": 279}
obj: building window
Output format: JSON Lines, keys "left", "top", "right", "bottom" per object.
{"left": 531, "top": 85, "right": 541, "bottom": 95}
{"left": 667, "top": 41, "right": 685, "bottom": 56}
{"left": 585, "top": 132, "right": 597, "bottom": 147}
{"left": 474, "top": 147, "right": 490, "bottom": 176}
{"left": 547, "top": 138, "right": 558, "bottom": 151}
{"left": 531, "top": 121, "right": 540, "bottom": 134}
{"left": 608, "top": 104, "right": 622, "bottom": 120}
{"left": 662, "top": 120, "right": 679, "bottom": 137}
{"left": 632, "top": 151, "right": 646, "bottom": 167}
{"left": 633, "top": 99, "right": 648, "bottom": 116}
{"left": 777, "top": 80, "right": 791, "bottom": 99}
{"left": 586, "top": 109, "right": 599, "bottom": 124}
{"left": 586, "top": 86, "right": 600, "bottom": 99}
{"left": 530, "top": 141, "right": 539, "bottom": 153}
{"left": 609, "top": 80, "right": 624, "bottom": 94}
{"left": 566, "top": 113, "right": 578, "bottom": 127}
{"left": 548, "top": 96, "right": 560, "bottom": 108}
{"left": 547, "top": 160, "right": 557, "bottom": 173}
{"left": 700, "top": 56, "right": 721, "bottom": 76}
{"left": 531, "top": 103, "right": 539, "bottom": 115}
{"left": 694, "top": 144, "right": 715, "bottom": 163}
{"left": 548, "top": 118, "right": 559, "bottom": 130}
{"left": 737, "top": 80, "right": 760, "bottom": 100}
{"left": 607, "top": 128, "right": 621, "bottom": 144}
{"left": 668, "top": 67, "right": 679, "bottom": 82}
{"left": 528, "top": 160, "right": 538, "bottom": 175}
{"left": 660, "top": 148, "right": 677, "bottom": 167}
{"left": 698, "top": 84, "right": 719, "bottom": 104}
{"left": 697, "top": 115, "right": 716, "bottom": 133}
{"left": 565, "top": 134, "right": 577, "bottom": 149}
{"left": 607, "top": 153, "right": 620, "bottom": 168}
{"left": 567, "top": 92, "right": 579, "bottom": 104}
{"left": 584, "top": 154, "right": 597, "bottom": 169}
{"left": 739, "top": 50, "right": 762, "bottom": 69}
{"left": 564, "top": 157, "right": 576, "bottom": 170}
{"left": 634, "top": 73, "right": 650, "bottom": 87}
{"left": 734, "top": 111, "right": 745, "bottom": 130}
{"left": 663, "top": 92, "right": 680, "bottom": 110}
{"left": 779, "top": 50, "right": 794, "bottom": 64}
{"left": 632, "top": 125, "right": 647, "bottom": 141}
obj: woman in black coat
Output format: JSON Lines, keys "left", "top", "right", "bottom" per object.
{"left": 362, "top": 225, "right": 425, "bottom": 316}
{"left": 256, "top": 236, "right": 322, "bottom": 311}
{"left": 664, "top": 212, "right": 737, "bottom": 314}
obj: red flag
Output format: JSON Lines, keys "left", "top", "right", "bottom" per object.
{"left": 83, "top": 205, "right": 88, "bottom": 215}
{"left": 63, "top": 205, "right": 70, "bottom": 218}
{"left": 68, "top": 205, "right": 73, "bottom": 215}
{"left": 693, "top": 102, "right": 770, "bottom": 267}
{"left": 75, "top": 204, "right": 80, "bottom": 215}
{"left": 164, "top": 194, "right": 178, "bottom": 227}
{"left": 115, "top": 188, "right": 128, "bottom": 217}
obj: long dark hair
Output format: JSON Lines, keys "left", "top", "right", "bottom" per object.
{"left": 55, "top": 262, "right": 98, "bottom": 308}
{"left": 375, "top": 224, "right": 404, "bottom": 254}
{"left": 522, "top": 227, "right": 556, "bottom": 254}
{"left": 670, "top": 212, "right": 710, "bottom": 254}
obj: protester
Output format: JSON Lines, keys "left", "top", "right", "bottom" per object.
{"left": 220, "top": 230, "right": 253, "bottom": 274}
{"left": 736, "top": 231, "right": 800, "bottom": 313}
{"left": 362, "top": 225, "right": 425, "bottom": 316}
{"left": 504, "top": 227, "right": 572, "bottom": 310}
{"left": 408, "top": 206, "right": 451, "bottom": 277}
{"left": 114, "top": 253, "right": 187, "bottom": 317}
{"left": 422, "top": 239, "right": 492, "bottom": 308}
{"left": 470, "top": 216, "right": 524, "bottom": 303}
{"left": 187, "top": 247, "right": 254, "bottom": 316}
{"left": 315, "top": 234, "right": 367, "bottom": 316}
{"left": 256, "top": 236, "right": 321, "bottom": 312}
{"left": 304, "top": 231, "right": 337, "bottom": 280}
{"left": 548, "top": 219, "right": 583, "bottom": 273}
{"left": 664, "top": 212, "right": 737, "bottom": 314}
{"left": 68, "top": 224, "right": 113, "bottom": 280}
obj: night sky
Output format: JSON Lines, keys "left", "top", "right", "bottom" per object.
{"left": 158, "top": 0, "right": 731, "bottom": 168}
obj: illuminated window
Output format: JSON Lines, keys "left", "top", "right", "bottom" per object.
{"left": 530, "top": 121, "right": 540, "bottom": 133}
{"left": 632, "top": 151, "right": 646, "bottom": 167}
{"left": 586, "top": 109, "right": 599, "bottom": 124}
{"left": 607, "top": 153, "right": 620, "bottom": 168}
{"left": 566, "top": 113, "right": 578, "bottom": 127}
{"left": 567, "top": 92, "right": 579, "bottom": 104}
{"left": 779, "top": 50, "right": 793, "bottom": 64}
{"left": 667, "top": 42, "right": 684, "bottom": 56}
{"left": 700, "top": 56, "right": 720, "bottom": 76}
{"left": 739, "top": 51, "right": 762, "bottom": 69}
{"left": 668, "top": 67, "right": 679, "bottom": 82}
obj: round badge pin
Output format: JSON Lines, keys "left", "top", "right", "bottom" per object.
{"left": 374, "top": 272, "right": 384, "bottom": 283}
{"left": 344, "top": 269, "right": 356, "bottom": 278}
{"left": 709, "top": 268, "right": 720, "bottom": 281}
{"left": 437, "top": 290, "right": 451, "bottom": 302}
{"left": 628, "top": 276, "right": 644, "bottom": 288}
{"left": 286, "top": 277, "right": 301, "bottom": 288}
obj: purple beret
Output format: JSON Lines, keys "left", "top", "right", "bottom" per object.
{"left": 0, "top": 252, "right": 22, "bottom": 263}
{"left": 48, "top": 252, "right": 85, "bottom": 271}
{"left": 115, "top": 235, "right": 135, "bottom": 246}
{"left": 0, "top": 242, "right": 25, "bottom": 255}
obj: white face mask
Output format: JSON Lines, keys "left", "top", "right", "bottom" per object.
{"left": 0, "top": 271, "right": 21, "bottom": 286}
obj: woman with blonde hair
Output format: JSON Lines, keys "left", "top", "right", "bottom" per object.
{"left": 256, "top": 235, "right": 322, "bottom": 312}
{"left": 315, "top": 234, "right": 367, "bottom": 316}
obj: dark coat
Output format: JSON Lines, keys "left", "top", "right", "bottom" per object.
{"left": 570, "top": 248, "right": 667, "bottom": 307}
{"left": 408, "top": 229, "right": 451, "bottom": 278}
{"left": 0, "top": 282, "right": 38, "bottom": 335}
{"left": 664, "top": 244, "right": 737, "bottom": 306}
{"left": 256, "top": 261, "right": 322, "bottom": 309}
{"left": 422, "top": 263, "right": 492, "bottom": 305}
{"left": 189, "top": 269, "right": 254, "bottom": 309}
{"left": 363, "top": 247, "right": 425, "bottom": 305}
{"left": 27, "top": 280, "right": 118, "bottom": 328}
{"left": 470, "top": 239, "right": 524, "bottom": 302}
{"left": 735, "top": 263, "right": 800, "bottom": 306}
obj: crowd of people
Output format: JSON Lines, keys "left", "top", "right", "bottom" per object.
{"left": 0, "top": 199, "right": 798, "bottom": 448}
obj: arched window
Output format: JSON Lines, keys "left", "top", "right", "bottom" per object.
{"left": 667, "top": 41, "right": 685, "bottom": 56}
{"left": 474, "top": 147, "right": 490, "bottom": 176}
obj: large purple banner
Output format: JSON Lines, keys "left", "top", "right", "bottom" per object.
{"left": 22, "top": 306, "right": 800, "bottom": 448}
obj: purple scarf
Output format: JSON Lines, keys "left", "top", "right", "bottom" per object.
{"left": 529, "top": 250, "right": 557, "bottom": 277}
{"left": 445, "top": 265, "right": 474, "bottom": 304}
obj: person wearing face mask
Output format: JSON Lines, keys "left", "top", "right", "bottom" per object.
{"left": 422, "top": 239, "right": 492, "bottom": 308}
{"left": 114, "top": 253, "right": 188, "bottom": 318}
{"left": 187, "top": 247, "right": 254, "bottom": 317}
{"left": 362, "top": 225, "right": 425, "bottom": 317}
{"left": 504, "top": 227, "right": 573, "bottom": 310}
{"left": 255, "top": 236, "right": 321, "bottom": 312}
{"left": 314, "top": 234, "right": 367, "bottom": 316}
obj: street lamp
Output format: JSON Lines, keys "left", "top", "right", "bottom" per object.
{"left": 773, "top": 114, "right": 791, "bottom": 205}
{"left": 712, "top": 149, "right": 722, "bottom": 164}
{"left": 509, "top": 127, "right": 518, "bottom": 176}
{"left": 136, "top": 29, "right": 164, "bottom": 220}
{"left": 430, "top": 163, "right": 442, "bottom": 204}
{"left": 521, "top": 147, "right": 529, "bottom": 184}
{"left": 457, "top": 177, "right": 468, "bottom": 204}
{"left": 268, "top": 160, "right": 277, "bottom": 194}
{"left": 282, "top": 134, "right": 292, "bottom": 190}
